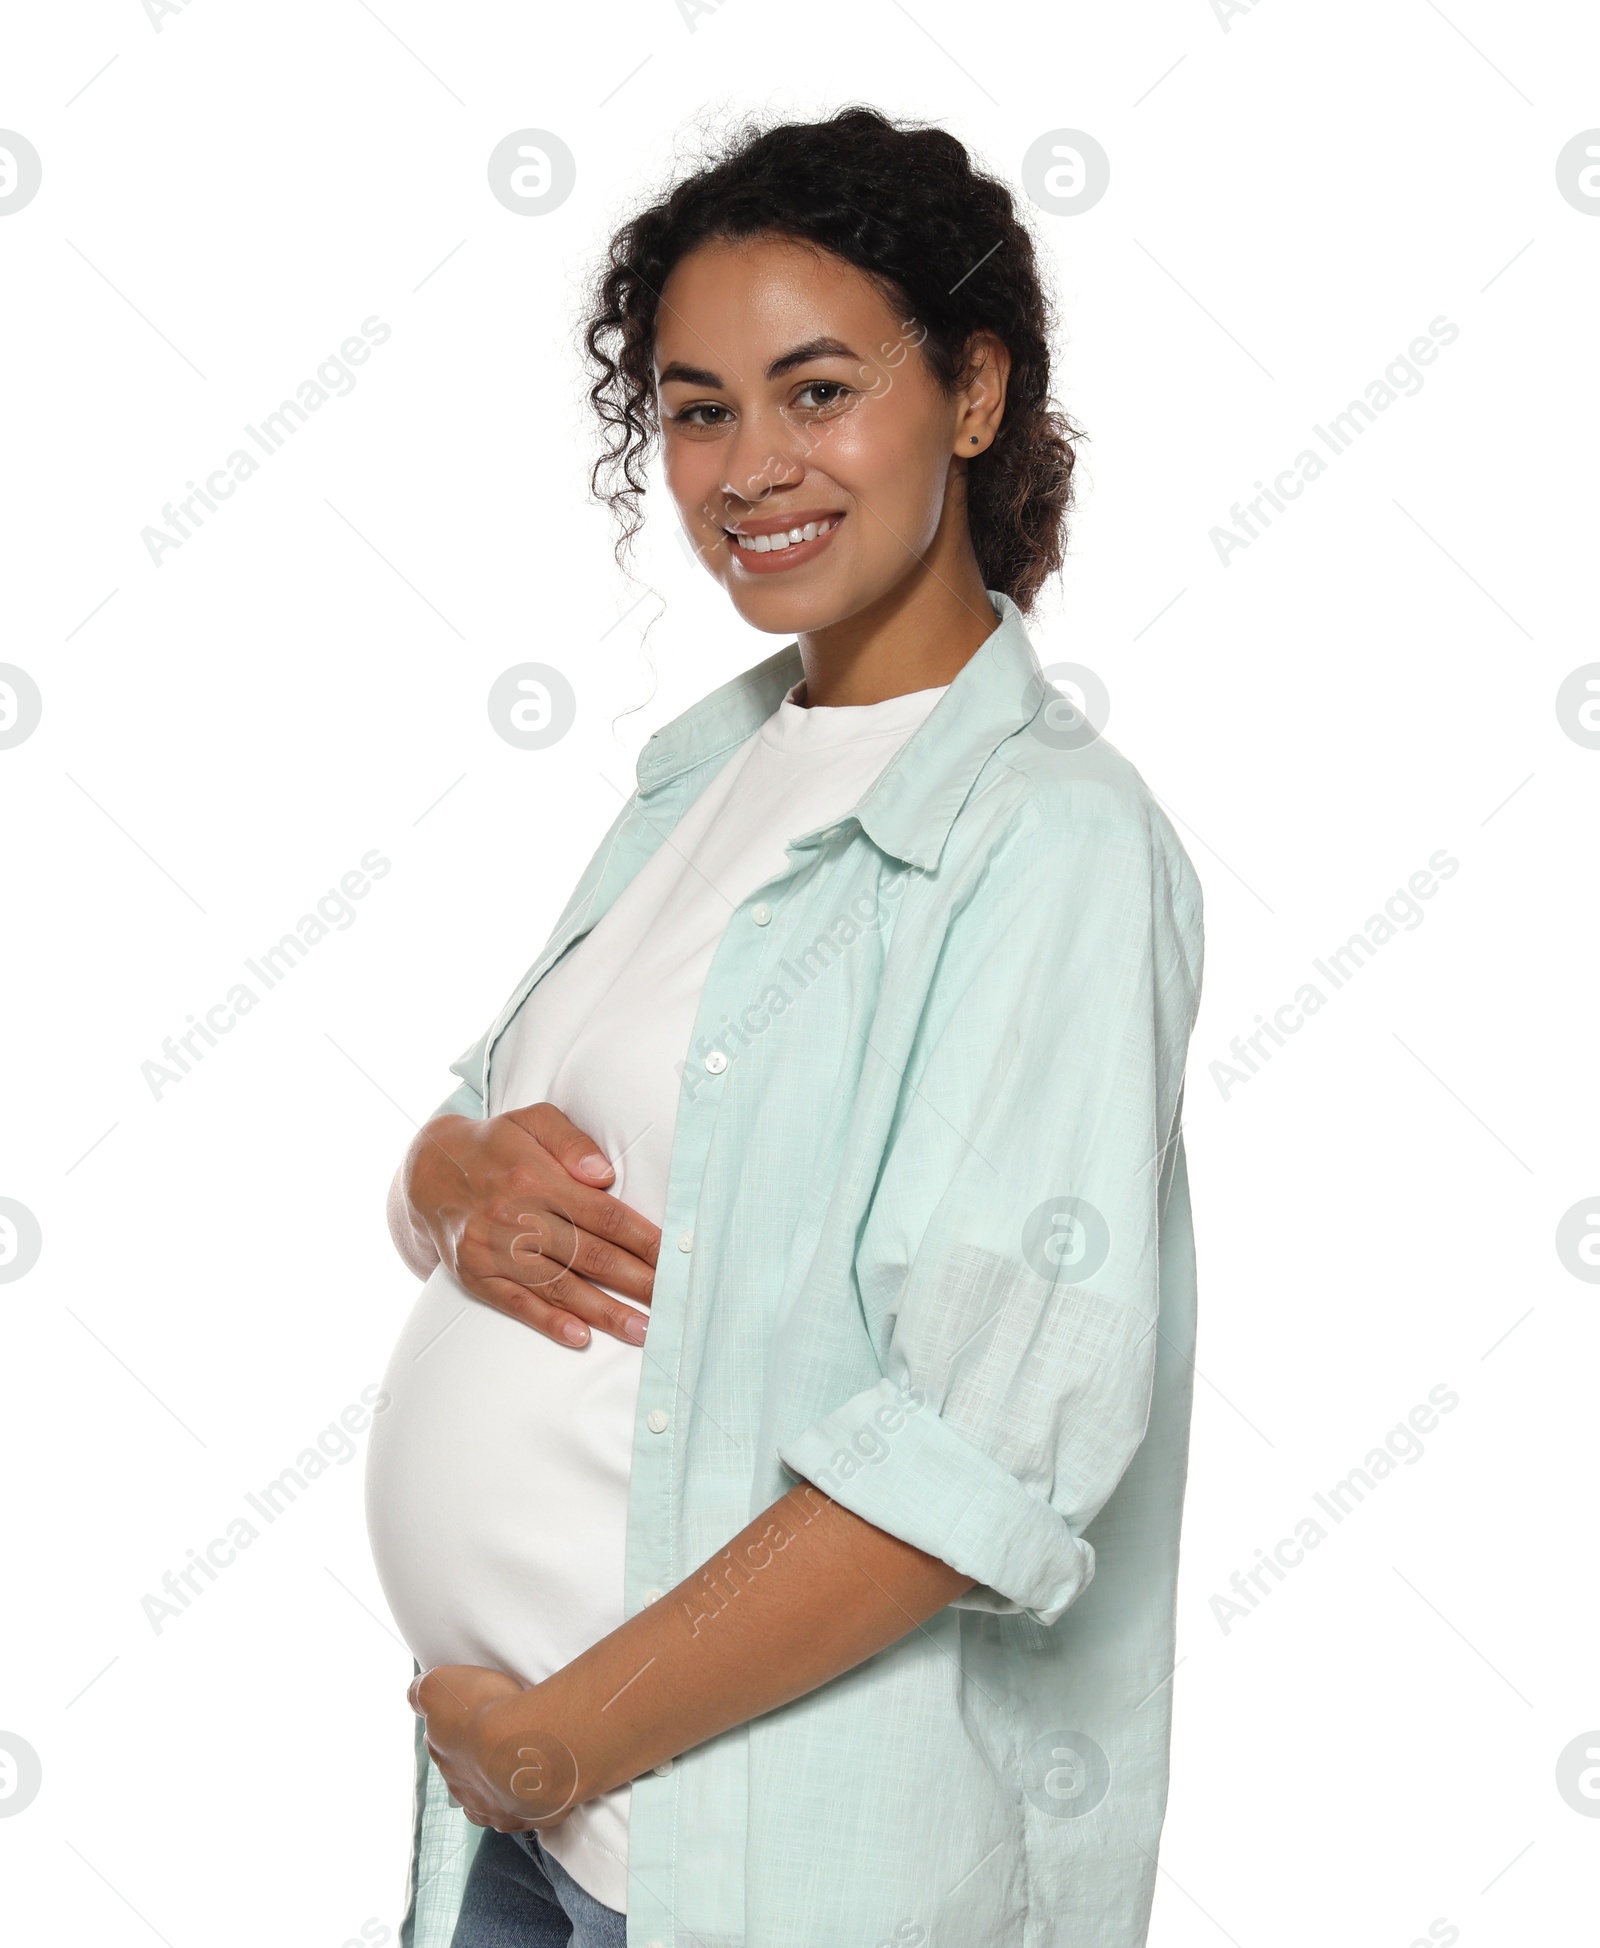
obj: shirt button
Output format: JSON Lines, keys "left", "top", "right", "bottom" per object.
{"left": 704, "top": 1050, "right": 728, "bottom": 1074}
{"left": 653, "top": 1758, "right": 674, "bottom": 1776}
{"left": 677, "top": 1230, "right": 694, "bottom": 1252}
{"left": 751, "top": 902, "right": 772, "bottom": 925}
{"left": 643, "top": 1587, "right": 663, "bottom": 1605}
{"left": 646, "top": 1408, "right": 670, "bottom": 1434}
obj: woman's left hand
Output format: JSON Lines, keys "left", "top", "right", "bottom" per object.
{"left": 409, "top": 1665, "right": 581, "bottom": 1833}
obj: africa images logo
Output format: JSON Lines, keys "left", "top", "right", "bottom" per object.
{"left": 139, "top": 317, "right": 392, "bottom": 567}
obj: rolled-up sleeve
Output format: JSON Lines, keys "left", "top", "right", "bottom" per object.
{"left": 778, "top": 781, "right": 1203, "bottom": 1625}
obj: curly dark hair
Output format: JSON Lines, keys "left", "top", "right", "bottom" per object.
{"left": 581, "top": 105, "right": 1083, "bottom": 614}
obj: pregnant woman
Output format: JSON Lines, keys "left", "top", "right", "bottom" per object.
{"left": 366, "top": 106, "right": 1204, "bottom": 1948}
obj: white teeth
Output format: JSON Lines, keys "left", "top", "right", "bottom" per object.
{"left": 732, "top": 518, "right": 834, "bottom": 554}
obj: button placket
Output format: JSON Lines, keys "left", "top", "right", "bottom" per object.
{"left": 628, "top": 853, "right": 805, "bottom": 1850}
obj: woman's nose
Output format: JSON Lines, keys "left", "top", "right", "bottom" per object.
{"left": 719, "top": 411, "right": 808, "bottom": 505}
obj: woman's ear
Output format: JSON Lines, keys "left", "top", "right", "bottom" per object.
{"left": 953, "top": 331, "right": 1011, "bottom": 457}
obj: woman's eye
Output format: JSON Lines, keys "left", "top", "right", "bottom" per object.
{"left": 674, "top": 403, "right": 733, "bottom": 428}
{"left": 793, "top": 381, "right": 852, "bottom": 412}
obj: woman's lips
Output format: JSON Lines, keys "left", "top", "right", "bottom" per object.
{"left": 725, "top": 513, "right": 844, "bottom": 575}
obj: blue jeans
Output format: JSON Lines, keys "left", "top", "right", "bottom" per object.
{"left": 450, "top": 1828, "right": 627, "bottom": 1947}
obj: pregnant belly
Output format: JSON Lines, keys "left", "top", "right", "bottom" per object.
{"left": 364, "top": 1263, "right": 643, "bottom": 1684}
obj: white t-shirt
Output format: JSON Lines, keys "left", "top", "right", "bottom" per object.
{"left": 365, "top": 676, "right": 948, "bottom": 1909}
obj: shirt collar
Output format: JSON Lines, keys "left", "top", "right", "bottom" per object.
{"left": 633, "top": 590, "right": 1044, "bottom": 872}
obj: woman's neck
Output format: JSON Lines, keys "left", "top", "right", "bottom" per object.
{"left": 796, "top": 551, "right": 999, "bottom": 709}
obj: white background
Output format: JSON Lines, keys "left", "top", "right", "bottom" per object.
{"left": 2, "top": 2, "right": 1597, "bottom": 1944}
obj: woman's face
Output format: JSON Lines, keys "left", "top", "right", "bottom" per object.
{"left": 654, "top": 234, "right": 1000, "bottom": 636}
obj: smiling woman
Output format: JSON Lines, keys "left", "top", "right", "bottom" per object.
{"left": 366, "top": 103, "right": 1204, "bottom": 1948}
{"left": 583, "top": 109, "right": 1080, "bottom": 686}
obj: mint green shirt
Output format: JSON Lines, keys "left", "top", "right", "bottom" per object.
{"left": 397, "top": 590, "right": 1204, "bottom": 1948}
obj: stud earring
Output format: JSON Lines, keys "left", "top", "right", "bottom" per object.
{"left": 969, "top": 436, "right": 979, "bottom": 445}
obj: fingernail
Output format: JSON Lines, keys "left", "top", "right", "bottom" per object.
{"left": 577, "top": 1152, "right": 612, "bottom": 1181}
{"left": 623, "top": 1314, "right": 647, "bottom": 1345}
{"left": 563, "top": 1320, "right": 589, "bottom": 1346}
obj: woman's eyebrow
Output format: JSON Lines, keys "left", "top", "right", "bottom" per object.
{"left": 764, "top": 336, "right": 859, "bottom": 378}
{"left": 657, "top": 359, "right": 723, "bottom": 388}
{"left": 656, "top": 337, "right": 862, "bottom": 389}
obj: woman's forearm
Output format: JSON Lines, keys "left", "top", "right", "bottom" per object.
{"left": 484, "top": 1484, "right": 974, "bottom": 1817}
{"left": 387, "top": 1116, "right": 471, "bottom": 1279}
{"left": 387, "top": 1158, "right": 439, "bottom": 1278}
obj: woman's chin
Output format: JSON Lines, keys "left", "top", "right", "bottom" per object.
{"left": 720, "top": 559, "right": 884, "bottom": 637}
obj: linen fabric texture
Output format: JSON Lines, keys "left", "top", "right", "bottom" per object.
{"left": 368, "top": 678, "right": 946, "bottom": 1909}
{"left": 395, "top": 591, "right": 1205, "bottom": 1948}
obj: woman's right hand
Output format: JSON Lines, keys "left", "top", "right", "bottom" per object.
{"left": 389, "top": 1105, "right": 661, "bottom": 1350}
